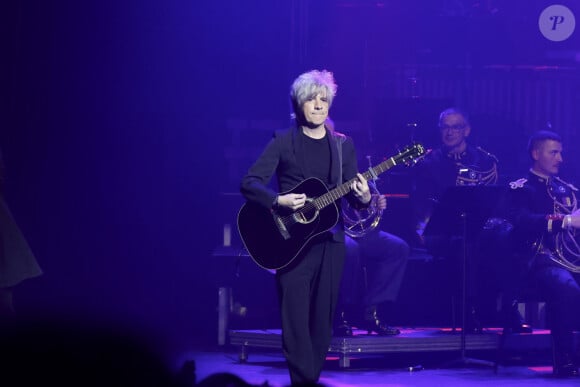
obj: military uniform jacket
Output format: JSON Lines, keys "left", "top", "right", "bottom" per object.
{"left": 503, "top": 170, "right": 577, "bottom": 260}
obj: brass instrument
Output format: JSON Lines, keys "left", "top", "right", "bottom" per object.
{"left": 550, "top": 177, "right": 580, "bottom": 272}
{"left": 343, "top": 156, "right": 383, "bottom": 238}
{"left": 553, "top": 230, "right": 580, "bottom": 273}
{"left": 343, "top": 182, "right": 383, "bottom": 238}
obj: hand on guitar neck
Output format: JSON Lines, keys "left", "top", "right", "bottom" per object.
{"left": 350, "top": 173, "right": 372, "bottom": 204}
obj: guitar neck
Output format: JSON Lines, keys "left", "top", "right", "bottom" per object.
{"left": 313, "top": 157, "right": 397, "bottom": 210}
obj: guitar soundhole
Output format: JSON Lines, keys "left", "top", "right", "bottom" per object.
{"left": 293, "top": 199, "right": 318, "bottom": 225}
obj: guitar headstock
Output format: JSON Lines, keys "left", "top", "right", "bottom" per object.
{"left": 394, "top": 143, "right": 427, "bottom": 166}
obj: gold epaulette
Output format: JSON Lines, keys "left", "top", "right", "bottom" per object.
{"left": 509, "top": 178, "right": 527, "bottom": 189}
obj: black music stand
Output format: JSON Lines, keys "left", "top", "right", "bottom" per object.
{"left": 423, "top": 185, "right": 504, "bottom": 367}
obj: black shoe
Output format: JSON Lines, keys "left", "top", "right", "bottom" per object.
{"left": 360, "top": 319, "right": 400, "bottom": 336}
{"left": 466, "top": 305, "right": 483, "bottom": 334}
{"left": 554, "top": 352, "right": 580, "bottom": 378}
{"left": 360, "top": 307, "right": 400, "bottom": 336}
{"left": 501, "top": 308, "right": 533, "bottom": 334}
{"left": 503, "top": 322, "right": 533, "bottom": 334}
{"left": 554, "top": 363, "right": 580, "bottom": 378}
{"left": 501, "top": 301, "right": 533, "bottom": 334}
{"left": 334, "top": 310, "right": 353, "bottom": 336}
{"left": 465, "top": 325, "right": 483, "bottom": 334}
{"left": 334, "top": 321, "right": 353, "bottom": 337}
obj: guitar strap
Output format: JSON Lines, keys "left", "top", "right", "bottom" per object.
{"left": 336, "top": 134, "right": 346, "bottom": 185}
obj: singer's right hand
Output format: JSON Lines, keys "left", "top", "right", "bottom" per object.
{"left": 277, "top": 193, "right": 307, "bottom": 211}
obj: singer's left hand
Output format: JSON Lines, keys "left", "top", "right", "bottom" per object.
{"left": 351, "top": 173, "right": 371, "bottom": 204}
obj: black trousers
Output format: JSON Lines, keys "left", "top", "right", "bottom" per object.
{"left": 340, "top": 231, "right": 409, "bottom": 312}
{"left": 530, "top": 258, "right": 580, "bottom": 356}
{"left": 276, "top": 236, "right": 345, "bottom": 385}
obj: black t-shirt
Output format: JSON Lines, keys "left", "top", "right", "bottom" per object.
{"left": 302, "top": 132, "right": 331, "bottom": 186}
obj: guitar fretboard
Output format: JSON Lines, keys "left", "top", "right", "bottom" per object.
{"left": 313, "top": 157, "right": 397, "bottom": 210}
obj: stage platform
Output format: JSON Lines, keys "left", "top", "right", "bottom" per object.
{"left": 228, "top": 327, "right": 552, "bottom": 368}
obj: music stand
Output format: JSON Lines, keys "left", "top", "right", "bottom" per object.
{"left": 423, "top": 185, "right": 504, "bottom": 367}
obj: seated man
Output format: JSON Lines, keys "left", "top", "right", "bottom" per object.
{"left": 493, "top": 130, "right": 580, "bottom": 377}
{"left": 336, "top": 189, "right": 409, "bottom": 336}
{"left": 411, "top": 107, "right": 530, "bottom": 333}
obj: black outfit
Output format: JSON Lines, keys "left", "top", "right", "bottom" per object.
{"left": 0, "top": 150, "right": 42, "bottom": 317}
{"left": 240, "top": 126, "right": 364, "bottom": 385}
{"left": 412, "top": 145, "right": 499, "bottom": 329}
{"left": 497, "top": 170, "right": 580, "bottom": 376}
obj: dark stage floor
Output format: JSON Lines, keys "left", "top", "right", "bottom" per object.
{"left": 187, "top": 349, "right": 576, "bottom": 387}
{"left": 182, "top": 327, "right": 580, "bottom": 386}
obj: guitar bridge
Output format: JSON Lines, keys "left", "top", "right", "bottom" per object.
{"left": 273, "top": 213, "right": 291, "bottom": 240}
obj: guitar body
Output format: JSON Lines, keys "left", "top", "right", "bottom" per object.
{"left": 237, "top": 178, "right": 339, "bottom": 270}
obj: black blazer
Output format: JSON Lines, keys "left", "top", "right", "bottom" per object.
{"left": 240, "top": 125, "right": 363, "bottom": 242}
